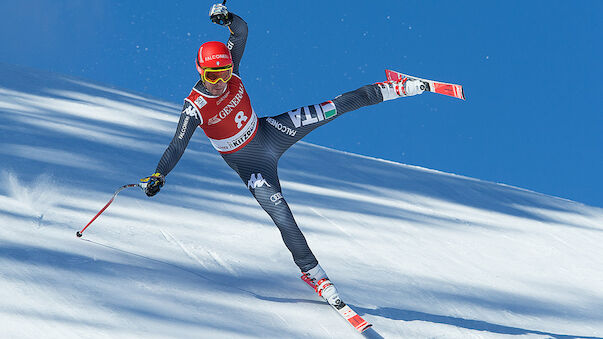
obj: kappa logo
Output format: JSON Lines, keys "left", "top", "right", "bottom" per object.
{"left": 248, "top": 173, "right": 271, "bottom": 190}
{"left": 183, "top": 104, "right": 198, "bottom": 118}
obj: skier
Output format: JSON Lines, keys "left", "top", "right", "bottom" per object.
{"left": 141, "top": 3, "right": 424, "bottom": 306}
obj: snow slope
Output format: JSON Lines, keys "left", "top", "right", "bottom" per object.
{"left": 1, "top": 64, "right": 602, "bottom": 339}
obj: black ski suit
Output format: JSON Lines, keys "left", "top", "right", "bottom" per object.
{"left": 155, "top": 13, "right": 385, "bottom": 272}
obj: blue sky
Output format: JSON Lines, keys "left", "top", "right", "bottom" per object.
{"left": 1, "top": 1, "right": 601, "bottom": 207}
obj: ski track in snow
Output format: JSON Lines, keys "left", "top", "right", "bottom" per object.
{"left": 160, "top": 228, "right": 210, "bottom": 270}
{"left": 160, "top": 228, "right": 238, "bottom": 277}
{"left": 1, "top": 64, "right": 603, "bottom": 338}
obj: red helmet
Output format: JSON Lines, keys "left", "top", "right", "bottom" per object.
{"left": 196, "top": 41, "right": 233, "bottom": 74}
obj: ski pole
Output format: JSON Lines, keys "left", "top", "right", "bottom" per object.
{"left": 76, "top": 183, "right": 143, "bottom": 238}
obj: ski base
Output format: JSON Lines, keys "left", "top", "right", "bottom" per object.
{"left": 386, "top": 69, "right": 466, "bottom": 100}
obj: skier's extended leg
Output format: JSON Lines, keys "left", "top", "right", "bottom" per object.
{"left": 263, "top": 78, "right": 423, "bottom": 156}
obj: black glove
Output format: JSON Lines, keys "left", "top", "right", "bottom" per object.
{"left": 140, "top": 173, "right": 165, "bottom": 197}
{"left": 209, "top": 3, "right": 232, "bottom": 25}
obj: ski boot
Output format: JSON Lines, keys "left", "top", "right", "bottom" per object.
{"left": 301, "top": 264, "right": 342, "bottom": 307}
{"left": 377, "top": 77, "right": 425, "bottom": 101}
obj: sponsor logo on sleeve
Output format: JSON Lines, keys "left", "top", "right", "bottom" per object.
{"left": 183, "top": 104, "right": 198, "bottom": 118}
{"left": 183, "top": 99, "right": 202, "bottom": 124}
{"left": 266, "top": 117, "right": 297, "bottom": 137}
{"left": 178, "top": 115, "right": 190, "bottom": 140}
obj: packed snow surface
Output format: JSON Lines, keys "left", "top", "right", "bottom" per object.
{"left": 1, "top": 64, "right": 602, "bottom": 338}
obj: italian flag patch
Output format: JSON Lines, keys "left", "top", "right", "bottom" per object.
{"left": 320, "top": 101, "right": 337, "bottom": 119}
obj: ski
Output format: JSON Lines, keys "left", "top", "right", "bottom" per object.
{"left": 386, "top": 69, "right": 466, "bottom": 100}
{"left": 301, "top": 269, "right": 372, "bottom": 333}
{"left": 329, "top": 299, "right": 373, "bottom": 333}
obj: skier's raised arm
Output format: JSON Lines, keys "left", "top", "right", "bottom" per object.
{"left": 209, "top": 3, "right": 248, "bottom": 76}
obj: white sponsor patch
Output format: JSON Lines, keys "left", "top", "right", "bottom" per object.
{"left": 194, "top": 96, "right": 207, "bottom": 108}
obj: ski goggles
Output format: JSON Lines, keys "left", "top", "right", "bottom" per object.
{"left": 202, "top": 65, "right": 233, "bottom": 84}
